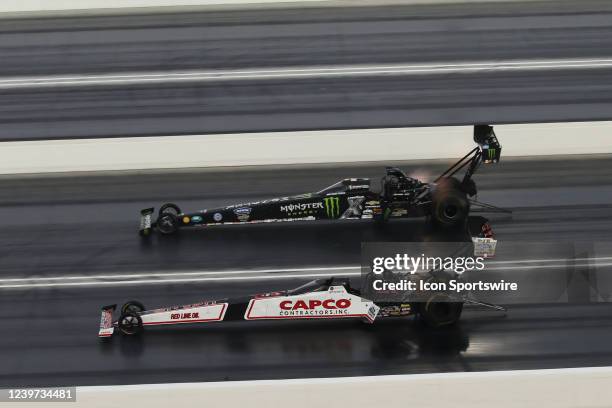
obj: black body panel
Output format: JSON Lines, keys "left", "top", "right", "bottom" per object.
{"left": 181, "top": 178, "right": 378, "bottom": 227}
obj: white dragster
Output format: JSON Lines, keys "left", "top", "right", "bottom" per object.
{"left": 100, "top": 216, "right": 499, "bottom": 337}
{"left": 100, "top": 281, "right": 381, "bottom": 337}
{"left": 99, "top": 270, "right": 502, "bottom": 338}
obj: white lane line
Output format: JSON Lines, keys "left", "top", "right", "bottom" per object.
{"left": 0, "top": 272, "right": 361, "bottom": 289}
{"left": 2, "top": 57, "right": 612, "bottom": 89}
{"left": 3, "top": 256, "right": 609, "bottom": 283}
{"left": 486, "top": 256, "right": 612, "bottom": 265}
{"left": 1, "top": 256, "right": 605, "bottom": 284}
{"left": 0, "top": 266, "right": 358, "bottom": 282}
{"left": 486, "top": 261, "right": 612, "bottom": 271}
{"left": 2, "top": 257, "right": 611, "bottom": 289}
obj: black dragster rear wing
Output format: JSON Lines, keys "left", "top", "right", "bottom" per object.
{"left": 474, "top": 124, "right": 501, "bottom": 164}
{"left": 434, "top": 125, "right": 502, "bottom": 195}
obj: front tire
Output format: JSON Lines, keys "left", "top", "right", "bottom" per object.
{"left": 157, "top": 203, "right": 182, "bottom": 235}
{"left": 157, "top": 213, "right": 179, "bottom": 235}
{"left": 159, "top": 203, "right": 182, "bottom": 216}
{"left": 118, "top": 313, "right": 143, "bottom": 335}
{"left": 121, "top": 301, "right": 145, "bottom": 314}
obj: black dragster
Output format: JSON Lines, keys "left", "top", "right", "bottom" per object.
{"left": 140, "top": 125, "right": 502, "bottom": 236}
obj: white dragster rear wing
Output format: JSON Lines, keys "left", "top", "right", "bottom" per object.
{"left": 472, "top": 237, "right": 497, "bottom": 258}
{"left": 466, "top": 216, "right": 498, "bottom": 258}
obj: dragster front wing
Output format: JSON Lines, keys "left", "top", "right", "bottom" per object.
{"left": 139, "top": 207, "right": 154, "bottom": 237}
{"left": 98, "top": 305, "right": 116, "bottom": 337}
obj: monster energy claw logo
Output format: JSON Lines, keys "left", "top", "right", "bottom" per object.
{"left": 324, "top": 197, "right": 340, "bottom": 218}
{"left": 488, "top": 148, "right": 496, "bottom": 160}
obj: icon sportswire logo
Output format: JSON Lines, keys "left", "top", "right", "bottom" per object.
{"left": 324, "top": 197, "right": 340, "bottom": 218}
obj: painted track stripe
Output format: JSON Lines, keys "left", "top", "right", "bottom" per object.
{"left": 2, "top": 57, "right": 612, "bottom": 89}
{"left": 0, "top": 266, "right": 358, "bottom": 282}
{"left": 0, "top": 272, "right": 361, "bottom": 289}
{"left": 1, "top": 258, "right": 612, "bottom": 289}
{"left": 3, "top": 256, "right": 610, "bottom": 284}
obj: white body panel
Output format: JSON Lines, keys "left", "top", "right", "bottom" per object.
{"left": 140, "top": 303, "right": 228, "bottom": 326}
{"left": 245, "top": 286, "right": 379, "bottom": 323}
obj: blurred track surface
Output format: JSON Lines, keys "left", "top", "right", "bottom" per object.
{"left": 2, "top": 0, "right": 612, "bottom": 139}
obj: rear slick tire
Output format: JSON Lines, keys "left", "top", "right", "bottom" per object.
{"left": 431, "top": 178, "right": 469, "bottom": 229}
{"left": 419, "top": 293, "right": 463, "bottom": 328}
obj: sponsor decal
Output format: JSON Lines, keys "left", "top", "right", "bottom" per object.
{"left": 323, "top": 197, "right": 340, "bottom": 218}
{"left": 165, "top": 301, "right": 216, "bottom": 310}
{"left": 365, "top": 200, "right": 380, "bottom": 206}
{"left": 148, "top": 301, "right": 219, "bottom": 313}
{"left": 182, "top": 216, "right": 191, "bottom": 224}
{"left": 142, "top": 303, "right": 228, "bottom": 325}
{"left": 140, "top": 213, "right": 152, "bottom": 229}
{"left": 254, "top": 291, "right": 284, "bottom": 299}
{"left": 234, "top": 207, "right": 252, "bottom": 222}
{"left": 342, "top": 196, "right": 364, "bottom": 219}
{"left": 472, "top": 237, "right": 497, "bottom": 258}
{"left": 391, "top": 208, "right": 408, "bottom": 216}
{"left": 99, "top": 310, "right": 112, "bottom": 329}
{"left": 213, "top": 213, "right": 222, "bottom": 222}
{"left": 280, "top": 202, "right": 324, "bottom": 214}
{"left": 280, "top": 299, "right": 351, "bottom": 310}
{"left": 486, "top": 148, "right": 497, "bottom": 161}
{"left": 245, "top": 290, "right": 378, "bottom": 322}
{"left": 191, "top": 215, "right": 203, "bottom": 223}
{"left": 98, "top": 309, "right": 114, "bottom": 336}
{"left": 379, "top": 304, "right": 410, "bottom": 317}
{"left": 277, "top": 298, "right": 351, "bottom": 316}
{"left": 170, "top": 312, "right": 200, "bottom": 320}
{"left": 227, "top": 196, "right": 293, "bottom": 210}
